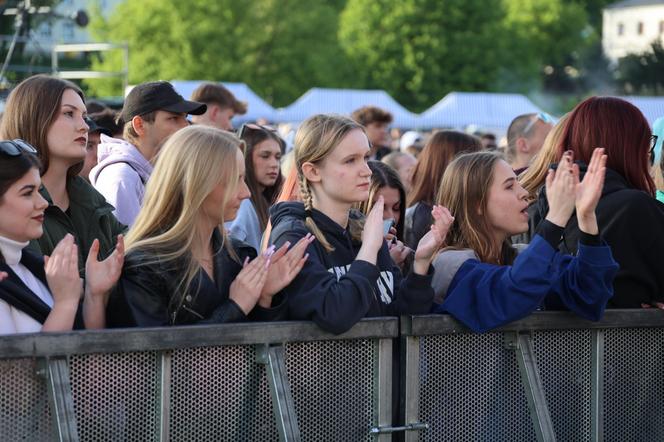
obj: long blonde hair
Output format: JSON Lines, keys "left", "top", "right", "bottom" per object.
{"left": 294, "top": 114, "right": 365, "bottom": 252}
{"left": 436, "top": 152, "right": 518, "bottom": 265}
{"left": 518, "top": 114, "right": 568, "bottom": 201}
{"left": 125, "top": 125, "right": 244, "bottom": 315}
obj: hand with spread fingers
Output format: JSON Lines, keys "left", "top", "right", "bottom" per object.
{"left": 229, "top": 254, "right": 271, "bottom": 314}
{"left": 413, "top": 205, "right": 454, "bottom": 275}
{"left": 84, "top": 234, "right": 125, "bottom": 328}
{"left": 574, "top": 148, "right": 607, "bottom": 235}
{"left": 258, "top": 234, "right": 315, "bottom": 307}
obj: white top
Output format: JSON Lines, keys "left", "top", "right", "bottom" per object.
{"left": 0, "top": 235, "right": 53, "bottom": 335}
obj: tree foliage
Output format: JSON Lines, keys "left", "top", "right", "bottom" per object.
{"left": 87, "top": 0, "right": 352, "bottom": 105}
{"left": 617, "top": 40, "right": 664, "bottom": 95}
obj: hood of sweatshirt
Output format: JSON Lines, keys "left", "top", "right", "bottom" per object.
{"left": 269, "top": 201, "right": 362, "bottom": 254}
{"left": 89, "top": 134, "right": 153, "bottom": 185}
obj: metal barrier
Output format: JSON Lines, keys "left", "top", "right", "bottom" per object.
{"left": 401, "top": 310, "right": 664, "bottom": 442}
{"left": 1, "top": 311, "right": 663, "bottom": 441}
{"left": 0, "top": 318, "right": 397, "bottom": 442}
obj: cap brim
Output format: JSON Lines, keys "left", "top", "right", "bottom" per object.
{"left": 162, "top": 100, "right": 207, "bottom": 116}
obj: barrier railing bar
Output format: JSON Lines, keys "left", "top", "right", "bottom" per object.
{"left": 591, "top": 330, "right": 604, "bottom": 442}
{"left": 0, "top": 318, "right": 399, "bottom": 359}
{"left": 156, "top": 351, "right": 172, "bottom": 442}
{"left": 370, "top": 338, "right": 393, "bottom": 441}
{"left": 40, "top": 357, "right": 80, "bottom": 442}
{"left": 506, "top": 332, "right": 557, "bottom": 442}
{"left": 405, "top": 310, "right": 664, "bottom": 336}
{"left": 256, "top": 344, "right": 301, "bottom": 442}
{"left": 402, "top": 335, "right": 424, "bottom": 442}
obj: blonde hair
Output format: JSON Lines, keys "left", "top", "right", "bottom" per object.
{"left": 125, "top": 125, "right": 244, "bottom": 316}
{"left": 294, "top": 114, "right": 365, "bottom": 252}
{"left": 436, "top": 152, "right": 517, "bottom": 265}
{"left": 518, "top": 114, "right": 568, "bottom": 201}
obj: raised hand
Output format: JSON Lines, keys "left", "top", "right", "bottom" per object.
{"left": 258, "top": 234, "right": 315, "bottom": 306}
{"left": 229, "top": 254, "right": 270, "bottom": 314}
{"left": 413, "top": 205, "right": 454, "bottom": 274}
{"left": 357, "top": 196, "right": 386, "bottom": 265}
{"left": 85, "top": 235, "right": 125, "bottom": 300}
{"left": 44, "top": 234, "right": 83, "bottom": 307}
{"left": 575, "top": 148, "right": 607, "bottom": 235}
{"left": 544, "top": 151, "right": 577, "bottom": 228}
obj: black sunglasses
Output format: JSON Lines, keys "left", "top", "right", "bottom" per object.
{"left": 237, "top": 123, "right": 277, "bottom": 139}
{"left": 0, "top": 139, "right": 38, "bottom": 157}
{"left": 650, "top": 134, "right": 658, "bottom": 166}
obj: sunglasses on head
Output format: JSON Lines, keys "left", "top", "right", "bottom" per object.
{"left": 0, "top": 139, "right": 38, "bottom": 157}
{"left": 523, "top": 112, "right": 556, "bottom": 134}
{"left": 237, "top": 123, "right": 277, "bottom": 139}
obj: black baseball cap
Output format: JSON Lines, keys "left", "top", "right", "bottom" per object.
{"left": 85, "top": 117, "right": 112, "bottom": 137}
{"left": 119, "top": 81, "right": 207, "bottom": 122}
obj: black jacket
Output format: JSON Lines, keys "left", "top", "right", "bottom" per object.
{"left": 0, "top": 248, "right": 84, "bottom": 328}
{"left": 268, "top": 202, "right": 434, "bottom": 334}
{"left": 534, "top": 165, "right": 664, "bottom": 307}
{"left": 404, "top": 201, "right": 432, "bottom": 250}
{"left": 107, "top": 229, "right": 286, "bottom": 327}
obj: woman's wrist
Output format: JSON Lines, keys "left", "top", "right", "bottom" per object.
{"left": 544, "top": 211, "right": 570, "bottom": 228}
{"left": 577, "top": 212, "right": 599, "bottom": 235}
{"left": 412, "top": 258, "right": 430, "bottom": 276}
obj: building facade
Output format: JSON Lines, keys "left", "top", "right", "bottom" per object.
{"left": 602, "top": 0, "right": 664, "bottom": 62}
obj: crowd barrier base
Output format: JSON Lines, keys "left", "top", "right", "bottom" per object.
{"left": 1, "top": 311, "right": 663, "bottom": 441}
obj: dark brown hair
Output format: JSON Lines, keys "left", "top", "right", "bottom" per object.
{"left": 240, "top": 126, "right": 285, "bottom": 229}
{"left": 191, "top": 83, "right": 247, "bottom": 114}
{"left": 358, "top": 161, "right": 406, "bottom": 239}
{"left": 0, "top": 75, "right": 86, "bottom": 178}
{"left": 408, "top": 130, "right": 482, "bottom": 206}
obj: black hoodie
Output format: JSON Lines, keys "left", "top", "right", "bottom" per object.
{"left": 535, "top": 165, "right": 664, "bottom": 307}
{"left": 269, "top": 202, "right": 434, "bottom": 334}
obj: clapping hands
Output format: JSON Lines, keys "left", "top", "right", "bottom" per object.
{"left": 413, "top": 205, "right": 454, "bottom": 275}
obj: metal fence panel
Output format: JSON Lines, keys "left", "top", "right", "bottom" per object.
{"left": 532, "top": 330, "right": 592, "bottom": 442}
{"left": 69, "top": 351, "right": 159, "bottom": 442}
{"left": 286, "top": 339, "right": 379, "bottom": 442}
{"left": 169, "top": 345, "right": 277, "bottom": 442}
{"left": 0, "top": 358, "right": 51, "bottom": 441}
{"left": 416, "top": 333, "right": 536, "bottom": 442}
{"left": 603, "top": 327, "right": 664, "bottom": 442}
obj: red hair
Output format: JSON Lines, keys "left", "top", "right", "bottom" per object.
{"left": 558, "top": 96, "right": 655, "bottom": 195}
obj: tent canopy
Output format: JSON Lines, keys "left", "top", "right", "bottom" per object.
{"left": 418, "top": 92, "right": 544, "bottom": 130}
{"left": 275, "top": 88, "right": 421, "bottom": 128}
{"left": 620, "top": 96, "right": 664, "bottom": 126}
{"left": 170, "top": 81, "right": 277, "bottom": 124}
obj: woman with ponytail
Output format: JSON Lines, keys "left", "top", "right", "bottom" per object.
{"left": 268, "top": 114, "right": 453, "bottom": 334}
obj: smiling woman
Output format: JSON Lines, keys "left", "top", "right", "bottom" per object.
{"left": 0, "top": 141, "right": 124, "bottom": 334}
{"left": 0, "top": 75, "right": 125, "bottom": 275}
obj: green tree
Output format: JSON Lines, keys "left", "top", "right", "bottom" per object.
{"left": 616, "top": 40, "right": 664, "bottom": 95}
{"left": 86, "top": 0, "right": 353, "bottom": 105}
{"left": 339, "top": 0, "right": 508, "bottom": 112}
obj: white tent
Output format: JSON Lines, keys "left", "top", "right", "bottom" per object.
{"left": 170, "top": 81, "right": 277, "bottom": 125}
{"left": 418, "top": 92, "right": 544, "bottom": 131}
{"left": 620, "top": 96, "right": 664, "bottom": 126}
{"left": 275, "top": 88, "right": 421, "bottom": 128}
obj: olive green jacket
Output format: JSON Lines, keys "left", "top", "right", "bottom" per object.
{"left": 29, "top": 176, "right": 127, "bottom": 274}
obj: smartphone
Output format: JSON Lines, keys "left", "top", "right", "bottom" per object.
{"left": 382, "top": 218, "right": 395, "bottom": 236}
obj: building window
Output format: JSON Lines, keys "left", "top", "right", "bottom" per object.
{"left": 637, "top": 22, "right": 643, "bottom": 35}
{"left": 618, "top": 23, "right": 624, "bottom": 36}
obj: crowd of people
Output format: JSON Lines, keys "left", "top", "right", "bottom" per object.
{"left": 0, "top": 74, "right": 662, "bottom": 335}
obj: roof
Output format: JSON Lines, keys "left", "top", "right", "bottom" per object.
{"left": 417, "top": 92, "right": 543, "bottom": 129}
{"left": 605, "top": 0, "right": 664, "bottom": 10}
{"left": 619, "top": 96, "right": 664, "bottom": 125}
{"left": 170, "top": 81, "right": 277, "bottom": 124}
{"left": 274, "top": 88, "right": 421, "bottom": 128}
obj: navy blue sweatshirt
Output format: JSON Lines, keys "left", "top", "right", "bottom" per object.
{"left": 431, "top": 220, "right": 620, "bottom": 333}
{"left": 269, "top": 202, "right": 434, "bottom": 334}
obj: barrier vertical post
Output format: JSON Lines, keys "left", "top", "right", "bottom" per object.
{"left": 590, "top": 330, "right": 604, "bottom": 442}
{"left": 256, "top": 344, "right": 301, "bottom": 442}
{"left": 505, "top": 332, "right": 557, "bottom": 442}
{"left": 403, "top": 335, "right": 422, "bottom": 442}
{"left": 156, "top": 350, "right": 172, "bottom": 442}
{"left": 40, "top": 357, "right": 80, "bottom": 442}
{"left": 370, "top": 338, "right": 393, "bottom": 441}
